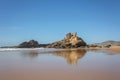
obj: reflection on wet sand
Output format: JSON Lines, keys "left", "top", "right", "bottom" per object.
{"left": 51, "top": 49, "right": 86, "bottom": 64}
{"left": 21, "top": 51, "right": 39, "bottom": 58}
{"left": 21, "top": 49, "right": 86, "bottom": 64}
{"left": 87, "top": 49, "right": 120, "bottom": 55}
{"left": 21, "top": 49, "right": 118, "bottom": 64}
{"left": 20, "top": 49, "right": 120, "bottom": 65}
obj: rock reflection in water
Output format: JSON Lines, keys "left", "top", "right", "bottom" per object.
{"left": 52, "top": 49, "right": 86, "bottom": 64}
{"left": 20, "top": 49, "right": 86, "bottom": 64}
{"left": 21, "top": 51, "right": 39, "bottom": 58}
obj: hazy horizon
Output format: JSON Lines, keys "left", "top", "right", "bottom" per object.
{"left": 0, "top": 0, "right": 120, "bottom": 47}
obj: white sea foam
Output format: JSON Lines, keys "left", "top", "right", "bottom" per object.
{"left": 0, "top": 48, "right": 45, "bottom": 52}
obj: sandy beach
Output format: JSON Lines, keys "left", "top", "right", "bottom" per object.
{"left": 0, "top": 47, "right": 120, "bottom": 80}
{"left": 109, "top": 46, "right": 120, "bottom": 53}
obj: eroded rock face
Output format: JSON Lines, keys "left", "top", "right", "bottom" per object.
{"left": 66, "top": 33, "right": 72, "bottom": 40}
{"left": 47, "top": 32, "right": 86, "bottom": 48}
{"left": 18, "top": 40, "right": 39, "bottom": 48}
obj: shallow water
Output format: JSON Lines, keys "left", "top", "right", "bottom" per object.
{"left": 0, "top": 49, "right": 120, "bottom": 80}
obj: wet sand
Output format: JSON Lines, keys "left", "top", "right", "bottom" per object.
{"left": 109, "top": 46, "right": 120, "bottom": 53}
{"left": 77, "top": 46, "right": 120, "bottom": 53}
{"left": 0, "top": 49, "right": 120, "bottom": 80}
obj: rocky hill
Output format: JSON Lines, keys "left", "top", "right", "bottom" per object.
{"left": 18, "top": 40, "right": 39, "bottom": 48}
{"left": 95, "top": 40, "right": 120, "bottom": 46}
{"left": 18, "top": 40, "right": 49, "bottom": 48}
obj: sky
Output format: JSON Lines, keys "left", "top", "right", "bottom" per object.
{"left": 0, "top": 0, "right": 120, "bottom": 47}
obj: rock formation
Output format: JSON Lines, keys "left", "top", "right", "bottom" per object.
{"left": 47, "top": 32, "right": 86, "bottom": 48}
{"left": 17, "top": 32, "right": 86, "bottom": 48}
{"left": 18, "top": 40, "right": 39, "bottom": 48}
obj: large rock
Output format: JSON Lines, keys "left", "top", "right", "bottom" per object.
{"left": 47, "top": 32, "right": 86, "bottom": 48}
{"left": 18, "top": 40, "right": 39, "bottom": 48}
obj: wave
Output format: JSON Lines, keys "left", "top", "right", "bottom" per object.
{"left": 0, "top": 48, "right": 45, "bottom": 52}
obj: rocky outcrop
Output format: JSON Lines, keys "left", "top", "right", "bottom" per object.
{"left": 17, "top": 32, "right": 86, "bottom": 48}
{"left": 18, "top": 40, "right": 39, "bottom": 48}
{"left": 47, "top": 32, "right": 86, "bottom": 48}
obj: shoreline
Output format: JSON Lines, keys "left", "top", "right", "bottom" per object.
{"left": 0, "top": 46, "right": 120, "bottom": 53}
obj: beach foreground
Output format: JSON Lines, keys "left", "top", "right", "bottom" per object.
{"left": 0, "top": 48, "right": 120, "bottom": 80}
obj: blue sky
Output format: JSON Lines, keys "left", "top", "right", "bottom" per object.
{"left": 0, "top": 0, "right": 120, "bottom": 46}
